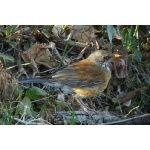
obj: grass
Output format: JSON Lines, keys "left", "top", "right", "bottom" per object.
{"left": 126, "top": 56, "right": 150, "bottom": 113}
{"left": 0, "top": 54, "right": 149, "bottom": 124}
{"left": 0, "top": 25, "right": 150, "bottom": 124}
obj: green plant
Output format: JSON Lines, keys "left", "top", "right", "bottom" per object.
{"left": 2, "top": 101, "right": 14, "bottom": 124}
{"left": 26, "top": 86, "right": 47, "bottom": 100}
{"left": 0, "top": 53, "right": 14, "bottom": 62}
{"left": 67, "top": 103, "right": 76, "bottom": 125}
{"left": 121, "top": 25, "right": 142, "bottom": 62}
{"left": 107, "top": 25, "right": 118, "bottom": 44}
{"left": 41, "top": 25, "right": 53, "bottom": 38}
{"left": 106, "top": 25, "right": 142, "bottom": 62}
{"left": 39, "top": 97, "right": 50, "bottom": 117}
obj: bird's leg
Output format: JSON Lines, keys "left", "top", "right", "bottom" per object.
{"left": 74, "top": 97, "right": 99, "bottom": 115}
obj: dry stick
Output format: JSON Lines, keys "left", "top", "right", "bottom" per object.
{"left": 50, "top": 42, "right": 67, "bottom": 65}
{"left": 90, "top": 27, "right": 99, "bottom": 50}
{"left": 104, "top": 114, "right": 150, "bottom": 125}
{"left": 76, "top": 44, "right": 90, "bottom": 60}
{"left": 15, "top": 44, "right": 29, "bottom": 78}
{"left": 13, "top": 117, "right": 42, "bottom": 125}
{"left": 125, "top": 106, "right": 139, "bottom": 118}
{"left": 13, "top": 117, "right": 51, "bottom": 125}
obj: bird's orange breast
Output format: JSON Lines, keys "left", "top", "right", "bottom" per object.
{"left": 72, "top": 59, "right": 111, "bottom": 97}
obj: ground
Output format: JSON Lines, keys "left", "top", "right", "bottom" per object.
{"left": 0, "top": 25, "right": 149, "bottom": 125}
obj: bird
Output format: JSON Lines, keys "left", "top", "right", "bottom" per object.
{"left": 19, "top": 50, "right": 121, "bottom": 112}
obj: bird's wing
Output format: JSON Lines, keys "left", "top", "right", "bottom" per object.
{"left": 52, "top": 60, "right": 104, "bottom": 88}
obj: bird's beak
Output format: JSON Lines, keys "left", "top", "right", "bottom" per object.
{"left": 108, "top": 53, "right": 121, "bottom": 62}
{"left": 113, "top": 53, "right": 122, "bottom": 59}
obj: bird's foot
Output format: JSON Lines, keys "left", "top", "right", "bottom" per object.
{"left": 75, "top": 98, "right": 99, "bottom": 118}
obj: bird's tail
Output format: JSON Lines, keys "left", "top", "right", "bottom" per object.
{"left": 18, "top": 78, "right": 74, "bottom": 94}
{"left": 19, "top": 77, "right": 63, "bottom": 87}
{"left": 19, "top": 78, "right": 49, "bottom": 84}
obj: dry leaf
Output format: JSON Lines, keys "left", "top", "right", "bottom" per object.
{"left": 52, "top": 25, "right": 66, "bottom": 38}
{"left": 21, "top": 43, "right": 60, "bottom": 74}
{"left": 109, "top": 47, "right": 128, "bottom": 79}
{"left": 112, "top": 87, "right": 147, "bottom": 104}
{"left": 123, "top": 100, "right": 132, "bottom": 107}
{"left": 0, "top": 60, "right": 17, "bottom": 100}
{"left": 18, "top": 96, "right": 32, "bottom": 117}
{"left": 109, "top": 58, "right": 128, "bottom": 78}
{"left": 57, "top": 93, "right": 65, "bottom": 101}
{"left": 71, "top": 25, "right": 97, "bottom": 44}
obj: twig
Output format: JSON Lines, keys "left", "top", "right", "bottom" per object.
{"left": 13, "top": 117, "right": 40, "bottom": 125}
{"left": 50, "top": 42, "right": 67, "bottom": 65}
{"left": 125, "top": 106, "right": 139, "bottom": 117}
{"left": 13, "top": 117, "right": 50, "bottom": 125}
{"left": 76, "top": 44, "right": 90, "bottom": 60}
{"left": 57, "top": 110, "right": 118, "bottom": 124}
{"left": 104, "top": 114, "right": 150, "bottom": 125}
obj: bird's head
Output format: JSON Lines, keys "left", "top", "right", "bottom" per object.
{"left": 87, "top": 50, "right": 121, "bottom": 67}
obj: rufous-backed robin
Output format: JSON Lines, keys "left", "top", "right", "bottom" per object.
{"left": 19, "top": 50, "right": 121, "bottom": 112}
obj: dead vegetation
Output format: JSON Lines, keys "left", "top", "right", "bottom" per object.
{"left": 0, "top": 25, "right": 150, "bottom": 125}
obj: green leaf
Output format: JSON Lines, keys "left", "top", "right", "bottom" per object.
{"left": 39, "top": 97, "right": 50, "bottom": 116}
{"left": 127, "top": 28, "right": 132, "bottom": 38}
{"left": 18, "top": 96, "right": 32, "bottom": 116}
{"left": 107, "top": 25, "right": 117, "bottom": 43}
{"left": 11, "top": 25, "right": 19, "bottom": 33}
{"left": 3, "top": 102, "right": 14, "bottom": 124}
{"left": 26, "top": 86, "right": 47, "bottom": 100}
{"left": 5, "top": 25, "right": 19, "bottom": 38}
{"left": 6, "top": 40, "right": 17, "bottom": 48}
{"left": 121, "top": 28, "right": 128, "bottom": 47}
{"left": 67, "top": 103, "right": 76, "bottom": 125}
{"left": 70, "top": 110, "right": 76, "bottom": 125}
{"left": 42, "top": 29, "right": 50, "bottom": 38}
{"left": 121, "top": 28, "right": 128, "bottom": 38}
{"left": 130, "top": 38, "right": 139, "bottom": 49}
{"left": 30, "top": 26, "right": 38, "bottom": 34}
{"left": 133, "top": 49, "right": 142, "bottom": 62}
{"left": 133, "top": 25, "right": 139, "bottom": 37}
{"left": 0, "top": 53, "right": 14, "bottom": 62}
{"left": 0, "top": 32, "right": 3, "bottom": 36}
{"left": 44, "top": 25, "right": 53, "bottom": 30}
{"left": 56, "top": 104, "right": 62, "bottom": 111}
{"left": 5, "top": 26, "right": 11, "bottom": 37}
{"left": 121, "top": 27, "right": 137, "bottom": 50}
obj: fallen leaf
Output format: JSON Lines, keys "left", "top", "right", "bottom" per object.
{"left": 112, "top": 87, "right": 147, "bottom": 104}
{"left": 57, "top": 93, "right": 65, "bottom": 101}
{"left": 52, "top": 25, "right": 66, "bottom": 38}
{"left": 18, "top": 96, "right": 32, "bottom": 118}
{"left": 21, "top": 43, "right": 60, "bottom": 74}
{"left": 0, "top": 60, "right": 18, "bottom": 100}
{"left": 71, "top": 25, "right": 97, "bottom": 44}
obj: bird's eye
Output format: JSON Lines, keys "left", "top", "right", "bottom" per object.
{"left": 102, "top": 56, "right": 108, "bottom": 60}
